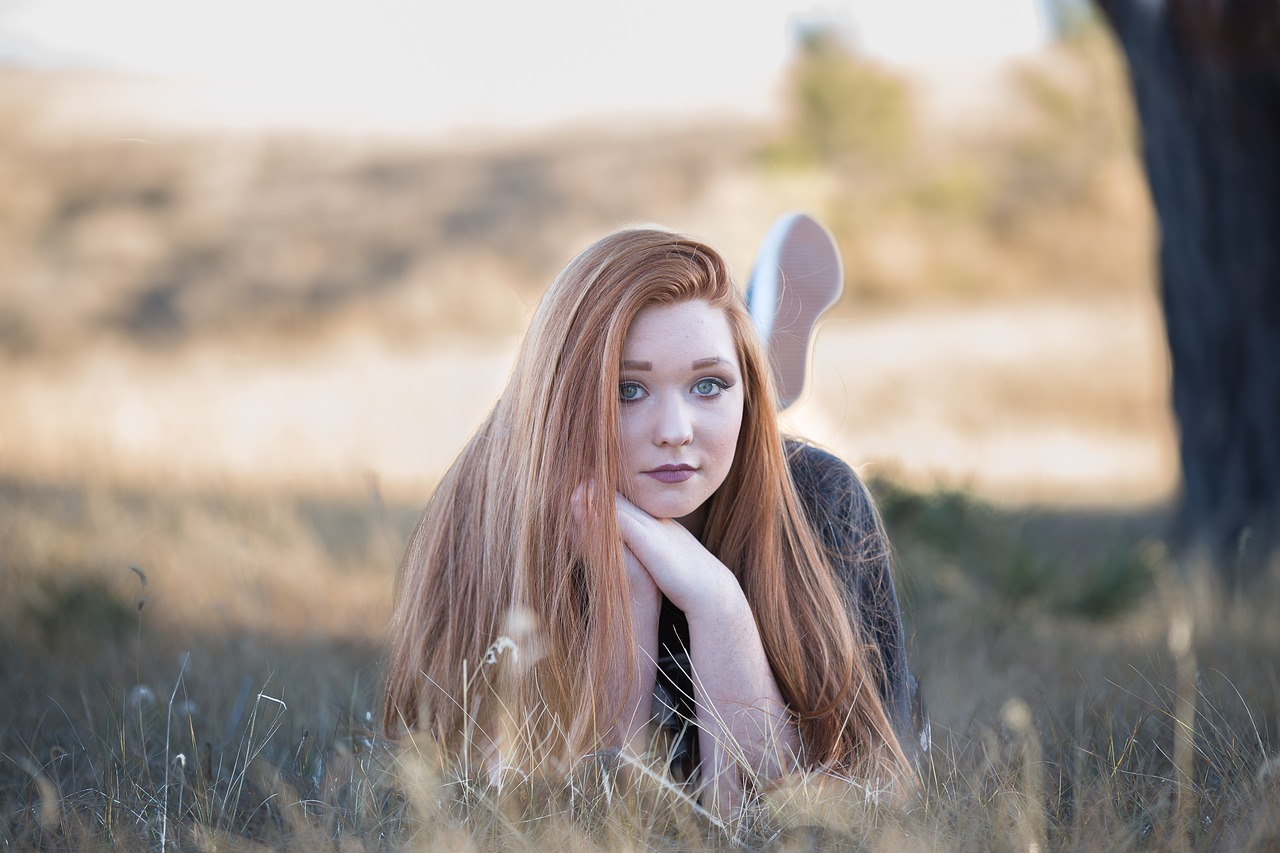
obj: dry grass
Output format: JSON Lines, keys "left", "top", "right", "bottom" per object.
{"left": 3, "top": 473, "right": 1278, "bottom": 851}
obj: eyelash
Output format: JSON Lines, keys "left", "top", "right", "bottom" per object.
{"left": 693, "top": 377, "right": 730, "bottom": 397}
{"left": 618, "top": 377, "right": 733, "bottom": 403}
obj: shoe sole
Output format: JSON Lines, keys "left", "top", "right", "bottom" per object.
{"left": 747, "top": 212, "right": 843, "bottom": 409}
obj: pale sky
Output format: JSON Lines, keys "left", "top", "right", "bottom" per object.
{"left": 0, "top": 0, "right": 1049, "bottom": 132}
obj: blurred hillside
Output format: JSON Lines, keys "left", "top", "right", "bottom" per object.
{"left": 0, "top": 26, "right": 1170, "bottom": 501}
{"left": 1, "top": 87, "right": 761, "bottom": 357}
{"left": 1, "top": 27, "right": 1148, "bottom": 357}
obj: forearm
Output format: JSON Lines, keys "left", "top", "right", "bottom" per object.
{"left": 602, "top": 574, "right": 662, "bottom": 755}
{"left": 687, "top": 585, "right": 800, "bottom": 809}
{"left": 611, "top": 617, "right": 660, "bottom": 755}
{"left": 609, "top": 493, "right": 801, "bottom": 805}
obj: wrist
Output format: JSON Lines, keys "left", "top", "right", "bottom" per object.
{"left": 676, "top": 562, "right": 747, "bottom": 622}
{"left": 626, "top": 568, "right": 661, "bottom": 608}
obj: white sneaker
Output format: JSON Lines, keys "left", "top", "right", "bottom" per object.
{"left": 747, "top": 212, "right": 844, "bottom": 410}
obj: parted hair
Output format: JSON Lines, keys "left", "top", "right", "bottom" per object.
{"left": 383, "top": 228, "right": 910, "bottom": 780}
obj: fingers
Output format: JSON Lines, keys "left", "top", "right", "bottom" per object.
{"left": 571, "top": 480, "right": 597, "bottom": 526}
{"left": 574, "top": 485, "right": 660, "bottom": 564}
{"left": 612, "top": 489, "right": 643, "bottom": 516}
{"left": 612, "top": 491, "right": 735, "bottom": 613}
{"left": 620, "top": 536, "right": 663, "bottom": 608}
{"left": 620, "top": 543, "right": 649, "bottom": 585}
{"left": 613, "top": 491, "right": 659, "bottom": 553}
{"left": 613, "top": 492, "right": 682, "bottom": 573}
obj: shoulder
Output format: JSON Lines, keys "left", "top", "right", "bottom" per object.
{"left": 785, "top": 439, "right": 856, "bottom": 498}
{"left": 783, "top": 439, "right": 892, "bottom": 590}
{"left": 785, "top": 438, "right": 850, "bottom": 479}
{"left": 784, "top": 440, "right": 877, "bottom": 531}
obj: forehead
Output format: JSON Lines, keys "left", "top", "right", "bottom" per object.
{"left": 622, "top": 300, "right": 737, "bottom": 357}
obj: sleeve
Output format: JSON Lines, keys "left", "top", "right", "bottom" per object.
{"left": 786, "top": 441, "right": 930, "bottom": 766}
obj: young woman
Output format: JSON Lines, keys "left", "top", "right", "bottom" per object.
{"left": 383, "top": 227, "right": 925, "bottom": 811}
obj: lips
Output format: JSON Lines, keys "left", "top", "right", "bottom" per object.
{"left": 643, "top": 464, "right": 696, "bottom": 484}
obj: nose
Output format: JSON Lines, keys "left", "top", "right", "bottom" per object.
{"left": 653, "top": 392, "right": 693, "bottom": 447}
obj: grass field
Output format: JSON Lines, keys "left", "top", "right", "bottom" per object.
{"left": 3, "top": 30, "right": 1278, "bottom": 851}
{"left": 5, "top": 470, "right": 1278, "bottom": 850}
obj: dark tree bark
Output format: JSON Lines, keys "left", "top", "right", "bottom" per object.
{"left": 1097, "top": 0, "right": 1280, "bottom": 585}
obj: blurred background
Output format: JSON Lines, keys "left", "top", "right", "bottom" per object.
{"left": 10, "top": 2, "right": 1245, "bottom": 845}
{"left": 0, "top": 0, "right": 1170, "bottom": 503}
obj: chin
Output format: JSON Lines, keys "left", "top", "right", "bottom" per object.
{"left": 635, "top": 491, "right": 706, "bottom": 521}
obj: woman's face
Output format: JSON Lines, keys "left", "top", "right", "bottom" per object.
{"left": 616, "top": 299, "right": 745, "bottom": 527}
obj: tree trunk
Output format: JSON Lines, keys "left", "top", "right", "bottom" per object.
{"left": 1097, "top": 0, "right": 1280, "bottom": 585}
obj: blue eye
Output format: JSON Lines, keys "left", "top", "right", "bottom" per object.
{"left": 693, "top": 378, "right": 729, "bottom": 397}
{"left": 619, "top": 381, "right": 646, "bottom": 402}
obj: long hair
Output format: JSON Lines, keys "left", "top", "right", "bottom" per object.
{"left": 383, "top": 228, "right": 910, "bottom": 780}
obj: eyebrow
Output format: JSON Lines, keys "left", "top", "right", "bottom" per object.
{"left": 620, "top": 356, "right": 733, "bottom": 371}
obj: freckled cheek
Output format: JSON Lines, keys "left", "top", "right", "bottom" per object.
{"left": 703, "top": 408, "right": 744, "bottom": 484}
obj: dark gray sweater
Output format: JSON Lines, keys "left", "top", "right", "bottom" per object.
{"left": 653, "top": 441, "right": 928, "bottom": 779}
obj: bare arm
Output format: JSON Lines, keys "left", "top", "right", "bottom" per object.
{"left": 684, "top": 577, "right": 800, "bottom": 812}
{"left": 573, "top": 485, "right": 663, "bottom": 757}
{"left": 600, "top": 546, "right": 662, "bottom": 756}
{"left": 614, "top": 493, "right": 800, "bottom": 813}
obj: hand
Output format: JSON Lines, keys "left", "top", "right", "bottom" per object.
{"left": 613, "top": 492, "right": 739, "bottom": 615}
{"left": 615, "top": 492, "right": 799, "bottom": 806}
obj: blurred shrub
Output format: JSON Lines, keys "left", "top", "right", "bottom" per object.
{"left": 767, "top": 27, "right": 913, "bottom": 170}
{"left": 878, "top": 479, "right": 1156, "bottom": 623}
{"left": 25, "top": 572, "right": 138, "bottom": 651}
{"left": 909, "top": 163, "right": 993, "bottom": 220}
{"left": 764, "top": 21, "right": 1146, "bottom": 306}
{"left": 1043, "top": 0, "right": 1099, "bottom": 39}
{"left": 876, "top": 479, "right": 972, "bottom": 550}
{"left": 1063, "top": 541, "right": 1157, "bottom": 620}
